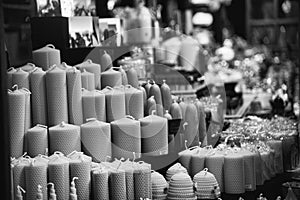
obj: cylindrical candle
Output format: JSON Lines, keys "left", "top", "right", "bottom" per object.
{"left": 205, "top": 152, "right": 225, "bottom": 192}
{"left": 241, "top": 150, "right": 256, "bottom": 191}
{"left": 170, "top": 101, "right": 182, "bottom": 119}
{"left": 101, "top": 68, "right": 122, "bottom": 89}
{"left": 103, "top": 87, "right": 126, "bottom": 122}
{"left": 26, "top": 125, "right": 48, "bottom": 157}
{"left": 12, "top": 68, "right": 30, "bottom": 90}
{"left": 8, "top": 88, "right": 26, "bottom": 158}
{"left": 111, "top": 117, "right": 141, "bottom": 159}
{"left": 82, "top": 89, "right": 106, "bottom": 123}
{"left": 149, "top": 82, "right": 163, "bottom": 116}
{"left": 138, "top": 85, "right": 147, "bottom": 110}
{"left": 92, "top": 168, "right": 109, "bottom": 200}
{"left": 109, "top": 169, "right": 127, "bottom": 200}
{"left": 190, "top": 152, "right": 205, "bottom": 178}
{"left": 81, "top": 119, "right": 111, "bottom": 162}
{"left": 69, "top": 154, "right": 92, "bottom": 200}
{"left": 30, "top": 68, "right": 48, "bottom": 126}
{"left": 134, "top": 166, "right": 152, "bottom": 200}
{"left": 254, "top": 151, "right": 264, "bottom": 186}
{"left": 139, "top": 115, "right": 168, "bottom": 156}
{"left": 126, "top": 67, "right": 139, "bottom": 88}
{"left": 25, "top": 159, "right": 48, "bottom": 200}
{"left": 48, "top": 154, "right": 70, "bottom": 200}
{"left": 124, "top": 85, "right": 144, "bottom": 120}
{"left": 195, "top": 100, "right": 207, "bottom": 146}
{"left": 12, "top": 158, "right": 30, "bottom": 200}
{"left": 81, "top": 69, "right": 95, "bottom": 91}
{"left": 144, "top": 81, "right": 152, "bottom": 99}
{"left": 184, "top": 103, "right": 199, "bottom": 147}
{"left": 66, "top": 67, "right": 83, "bottom": 125}
{"left": 46, "top": 65, "right": 68, "bottom": 126}
{"left": 7, "top": 67, "right": 16, "bottom": 89}
{"left": 121, "top": 165, "right": 135, "bottom": 200}
{"left": 76, "top": 59, "right": 101, "bottom": 89}
{"left": 100, "top": 51, "right": 112, "bottom": 72}
{"left": 32, "top": 44, "right": 61, "bottom": 71}
{"left": 119, "top": 67, "right": 128, "bottom": 85}
{"left": 146, "top": 96, "right": 156, "bottom": 116}
{"left": 19, "top": 88, "right": 31, "bottom": 136}
{"left": 160, "top": 80, "right": 172, "bottom": 112}
{"left": 267, "top": 140, "right": 283, "bottom": 174}
{"left": 178, "top": 148, "right": 195, "bottom": 175}
{"left": 49, "top": 122, "right": 81, "bottom": 155}
{"left": 224, "top": 152, "right": 245, "bottom": 194}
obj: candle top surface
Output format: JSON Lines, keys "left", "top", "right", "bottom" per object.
{"left": 81, "top": 119, "right": 110, "bottom": 127}
{"left": 33, "top": 44, "right": 60, "bottom": 53}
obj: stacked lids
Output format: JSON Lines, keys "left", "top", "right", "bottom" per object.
{"left": 165, "top": 163, "right": 188, "bottom": 182}
{"left": 193, "top": 168, "right": 221, "bottom": 199}
{"left": 167, "top": 172, "right": 196, "bottom": 200}
{"left": 151, "top": 171, "right": 168, "bottom": 200}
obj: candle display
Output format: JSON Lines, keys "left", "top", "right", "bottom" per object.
{"left": 8, "top": 87, "right": 26, "bottom": 158}
{"left": 149, "top": 82, "right": 163, "bottom": 116}
{"left": 126, "top": 67, "right": 139, "bottom": 88}
{"left": 49, "top": 122, "right": 81, "bottom": 155}
{"left": 46, "top": 65, "right": 68, "bottom": 126}
{"left": 124, "top": 85, "right": 144, "bottom": 120}
{"left": 7, "top": 67, "right": 16, "bottom": 89}
{"left": 66, "top": 67, "right": 83, "bottom": 125}
{"left": 82, "top": 89, "right": 106, "bottom": 123}
{"left": 101, "top": 68, "right": 122, "bottom": 89}
{"left": 103, "top": 87, "right": 126, "bottom": 122}
{"left": 224, "top": 152, "right": 245, "bottom": 194}
{"left": 48, "top": 154, "right": 70, "bottom": 200}
{"left": 32, "top": 44, "right": 61, "bottom": 71}
{"left": 12, "top": 68, "right": 30, "bottom": 90}
{"left": 25, "top": 159, "right": 48, "bottom": 200}
{"left": 30, "top": 68, "right": 48, "bottom": 125}
{"left": 160, "top": 80, "right": 172, "bottom": 112}
{"left": 81, "top": 69, "right": 95, "bottom": 91}
{"left": 139, "top": 114, "right": 168, "bottom": 156}
{"left": 184, "top": 103, "right": 199, "bottom": 147}
{"left": 26, "top": 125, "right": 48, "bottom": 157}
{"left": 111, "top": 117, "right": 141, "bottom": 159}
{"left": 68, "top": 154, "right": 92, "bottom": 200}
{"left": 81, "top": 118, "right": 111, "bottom": 162}
{"left": 76, "top": 59, "right": 101, "bottom": 90}
{"left": 92, "top": 168, "right": 110, "bottom": 200}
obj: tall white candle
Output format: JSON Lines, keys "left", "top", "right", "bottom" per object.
{"left": 81, "top": 69, "right": 95, "bottom": 91}
{"left": 82, "top": 89, "right": 106, "bottom": 123}
{"left": 124, "top": 85, "right": 144, "bottom": 120}
{"left": 76, "top": 59, "right": 101, "bottom": 89}
{"left": 26, "top": 124, "right": 48, "bottom": 157}
{"left": 12, "top": 68, "right": 30, "bottom": 90}
{"left": 19, "top": 88, "right": 31, "bottom": 134}
{"left": 7, "top": 67, "right": 16, "bottom": 89}
{"left": 92, "top": 168, "right": 109, "bottom": 200}
{"left": 12, "top": 157, "right": 30, "bottom": 200}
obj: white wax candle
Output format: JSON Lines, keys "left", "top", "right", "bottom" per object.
{"left": 12, "top": 68, "right": 30, "bottom": 90}
{"left": 7, "top": 67, "right": 16, "bottom": 89}
{"left": 101, "top": 68, "right": 122, "bottom": 89}
{"left": 81, "top": 69, "right": 95, "bottom": 91}
{"left": 124, "top": 85, "right": 144, "bottom": 120}
{"left": 76, "top": 59, "right": 101, "bottom": 89}
{"left": 26, "top": 124, "right": 48, "bottom": 157}
{"left": 32, "top": 44, "right": 61, "bottom": 71}
{"left": 184, "top": 103, "right": 199, "bottom": 147}
{"left": 126, "top": 67, "right": 139, "bottom": 88}
{"left": 82, "top": 89, "right": 106, "bottom": 123}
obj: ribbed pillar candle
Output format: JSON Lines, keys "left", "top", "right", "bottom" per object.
{"left": 111, "top": 117, "right": 141, "bottom": 159}
{"left": 66, "top": 67, "right": 83, "bottom": 125}
{"left": 26, "top": 124, "right": 48, "bottom": 157}
{"left": 124, "top": 85, "right": 144, "bottom": 120}
{"left": 103, "top": 87, "right": 126, "bottom": 122}
{"left": 8, "top": 87, "right": 26, "bottom": 158}
{"left": 32, "top": 44, "right": 61, "bottom": 71}
{"left": 81, "top": 69, "right": 95, "bottom": 91}
{"left": 49, "top": 122, "right": 81, "bottom": 155}
{"left": 178, "top": 147, "right": 198, "bottom": 175}
{"left": 224, "top": 152, "right": 245, "bottom": 194}
{"left": 92, "top": 168, "right": 109, "bottom": 200}
{"left": 20, "top": 88, "right": 31, "bottom": 134}
{"left": 12, "top": 157, "right": 30, "bottom": 200}
{"left": 109, "top": 169, "right": 127, "bottom": 200}
{"left": 190, "top": 151, "right": 206, "bottom": 178}
{"left": 241, "top": 150, "right": 256, "bottom": 191}
{"left": 139, "top": 114, "right": 168, "bottom": 156}
{"left": 68, "top": 153, "right": 92, "bottom": 200}
{"left": 76, "top": 59, "right": 101, "bottom": 89}
{"left": 12, "top": 68, "right": 30, "bottom": 90}
{"left": 205, "top": 151, "right": 225, "bottom": 192}
{"left": 81, "top": 118, "right": 111, "bottom": 162}
{"left": 46, "top": 65, "right": 68, "bottom": 126}
{"left": 48, "top": 154, "right": 70, "bottom": 200}
{"left": 121, "top": 165, "right": 135, "bottom": 200}
{"left": 126, "top": 67, "right": 139, "bottom": 88}
{"left": 184, "top": 103, "right": 199, "bottom": 147}
{"left": 134, "top": 165, "right": 152, "bottom": 200}
{"left": 7, "top": 67, "right": 17, "bottom": 89}
{"left": 25, "top": 159, "right": 48, "bottom": 200}
{"left": 101, "top": 68, "right": 122, "bottom": 89}
{"left": 82, "top": 89, "right": 106, "bottom": 123}
{"left": 30, "top": 68, "right": 48, "bottom": 125}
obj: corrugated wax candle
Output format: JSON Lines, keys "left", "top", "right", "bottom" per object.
{"left": 76, "top": 59, "right": 101, "bottom": 89}
{"left": 48, "top": 154, "right": 70, "bottom": 200}
{"left": 81, "top": 118, "right": 111, "bottom": 162}
{"left": 30, "top": 68, "right": 48, "bottom": 126}
{"left": 46, "top": 65, "right": 68, "bottom": 126}
{"left": 68, "top": 153, "right": 92, "bottom": 200}
{"left": 12, "top": 68, "right": 30, "bottom": 90}
{"left": 26, "top": 124, "right": 48, "bottom": 157}
{"left": 82, "top": 89, "right": 106, "bottom": 123}
{"left": 7, "top": 67, "right": 16, "bottom": 89}
{"left": 134, "top": 165, "right": 152, "bottom": 200}
{"left": 20, "top": 88, "right": 31, "bottom": 134}
{"left": 124, "top": 85, "right": 144, "bottom": 120}
{"left": 139, "top": 114, "right": 168, "bottom": 156}
{"left": 103, "top": 87, "right": 126, "bottom": 122}
{"left": 92, "top": 168, "right": 109, "bottom": 200}
{"left": 110, "top": 169, "right": 127, "bottom": 200}
{"left": 111, "top": 117, "right": 141, "bottom": 160}
{"left": 12, "top": 157, "right": 30, "bottom": 200}
{"left": 8, "top": 87, "right": 26, "bottom": 158}
{"left": 66, "top": 67, "right": 83, "bottom": 125}
{"left": 224, "top": 151, "right": 245, "bottom": 194}
{"left": 101, "top": 68, "right": 122, "bottom": 89}
{"left": 32, "top": 44, "right": 61, "bottom": 71}
{"left": 120, "top": 164, "right": 135, "bottom": 200}
{"left": 81, "top": 69, "right": 95, "bottom": 91}
{"left": 49, "top": 122, "right": 81, "bottom": 155}
{"left": 25, "top": 159, "right": 48, "bottom": 200}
